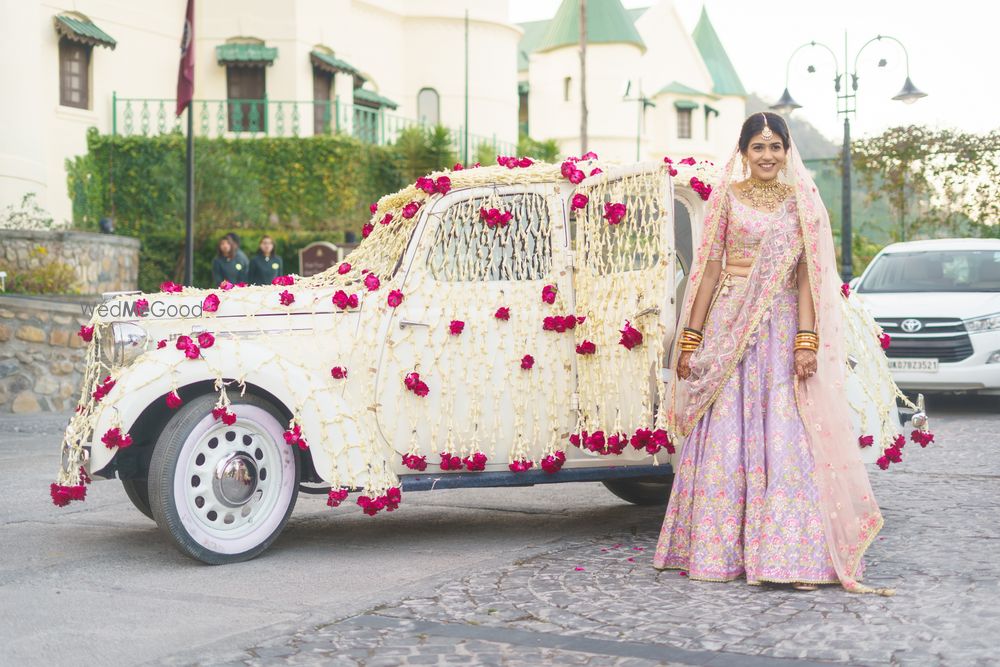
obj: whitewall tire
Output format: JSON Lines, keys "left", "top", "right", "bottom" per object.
{"left": 148, "top": 393, "right": 299, "bottom": 564}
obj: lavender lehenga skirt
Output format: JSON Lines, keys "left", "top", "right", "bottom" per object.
{"left": 654, "top": 273, "right": 854, "bottom": 584}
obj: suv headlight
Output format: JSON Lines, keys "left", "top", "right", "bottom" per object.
{"left": 965, "top": 313, "right": 1000, "bottom": 333}
{"left": 100, "top": 322, "right": 148, "bottom": 367}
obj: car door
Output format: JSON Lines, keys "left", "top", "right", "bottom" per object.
{"left": 374, "top": 183, "right": 576, "bottom": 469}
{"left": 568, "top": 165, "right": 675, "bottom": 453}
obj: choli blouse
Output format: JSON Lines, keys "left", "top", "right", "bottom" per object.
{"left": 706, "top": 188, "right": 801, "bottom": 263}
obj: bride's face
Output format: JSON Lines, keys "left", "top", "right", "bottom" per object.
{"left": 744, "top": 132, "right": 787, "bottom": 181}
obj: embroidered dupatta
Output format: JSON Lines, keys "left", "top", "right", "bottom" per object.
{"left": 666, "top": 141, "right": 892, "bottom": 595}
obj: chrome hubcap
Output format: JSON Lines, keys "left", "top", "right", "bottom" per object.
{"left": 213, "top": 453, "right": 258, "bottom": 507}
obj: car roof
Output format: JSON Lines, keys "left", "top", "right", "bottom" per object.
{"left": 879, "top": 238, "right": 1000, "bottom": 254}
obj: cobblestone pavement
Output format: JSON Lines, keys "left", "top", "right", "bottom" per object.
{"left": 155, "top": 395, "right": 999, "bottom": 667}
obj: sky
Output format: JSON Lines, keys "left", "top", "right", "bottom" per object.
{"left": 509, "top": 0, "right": 994, "bottom": 143}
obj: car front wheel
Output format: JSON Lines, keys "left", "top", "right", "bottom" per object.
{"left": 148, "top": 393, "right": 299, "bottom": 564}
{"left": 602, "top": 475, "right": 674, "bottom": 506}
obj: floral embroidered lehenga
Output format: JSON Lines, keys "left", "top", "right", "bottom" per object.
{"left": 654, "top": 140, "right": 892, "bottom": 595}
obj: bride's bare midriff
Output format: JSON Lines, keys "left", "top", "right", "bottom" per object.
{"left": 723, "top": 260, "right": 753, "bottom": 277}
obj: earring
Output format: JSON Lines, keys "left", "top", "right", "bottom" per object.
{"left": 741, "top": 156, "right": 748, "bottom": 178}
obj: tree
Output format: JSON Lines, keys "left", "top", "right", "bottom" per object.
{"left": 851, "top": 126, "right": 1000, "bottom": 241}
{"left": 395, "top": 125, "right": 458, "bottom": 182}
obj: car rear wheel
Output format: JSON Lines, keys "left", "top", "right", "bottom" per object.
{"left": 148, "top": 393, "right": 299, "bottom": 564}
{"left": 602, "top": 475, "right": 674, "bottom": 506}
{"left": 121, "top": 478, "right": 153, "bottom": 520}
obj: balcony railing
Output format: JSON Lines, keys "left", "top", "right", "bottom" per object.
{"left": 111, "top": 94, "right": 516, "bottom": 159}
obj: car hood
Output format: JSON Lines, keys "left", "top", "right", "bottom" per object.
{"left": 855, "top": 291, "right": 1000, "bottom": 320}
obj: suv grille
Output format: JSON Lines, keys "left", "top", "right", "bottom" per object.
{"left": 875, "top": 317, "right": 973, "bottom": 363}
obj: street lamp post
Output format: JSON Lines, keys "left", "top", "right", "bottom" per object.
{"left": 623, "top": 79, "right": 656, "bottom": 162}
{"left": 771, "top": 34, "right": 926, "bottom": 282}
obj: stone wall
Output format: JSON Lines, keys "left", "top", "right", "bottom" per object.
{"left": 0, "top": 295, "right": 92, "bottom": 413}
{"left": 1, "top": 229, "right": 140, "bottom": 295}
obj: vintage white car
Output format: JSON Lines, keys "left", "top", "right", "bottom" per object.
{"left": 53, "top": 157, "right": 912, "bottom": 564}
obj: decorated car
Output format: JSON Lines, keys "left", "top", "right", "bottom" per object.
{"left": 52, "top": 154, "right": 922, "bottom": 564}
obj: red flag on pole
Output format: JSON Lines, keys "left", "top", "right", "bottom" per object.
{"left": 175, "top": 0, "right": 194, "bottom": 116}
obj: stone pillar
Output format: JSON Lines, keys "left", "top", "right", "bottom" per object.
{"left": 334, "top": 72, "right": 354, "bottom": 137}
{"left": 0, "top": 0, "right": 48, "bottom": 212}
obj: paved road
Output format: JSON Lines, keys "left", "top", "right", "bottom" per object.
{"left": 1, "top": 395, "right": 998, "bottom": 666}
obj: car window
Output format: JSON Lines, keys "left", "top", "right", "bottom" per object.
{"left": 859, "top": 249, "right": 1000, "bottom": 293}
{"left": 426, "top": 192, "right": 552, "bottom": 282}
{"left": 575, "top": 173, "right": 663, "bottom": 275}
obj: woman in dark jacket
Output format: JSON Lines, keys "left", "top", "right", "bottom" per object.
{"left": 248, "top": 235, "right": 284, "bottom": 285}
{"left": 211, "top": 236, "right": 249, "bottom": 286}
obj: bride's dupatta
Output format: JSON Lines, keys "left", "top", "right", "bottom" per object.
{"left": 667, "top": 140, "right": 892, "bottom": 595}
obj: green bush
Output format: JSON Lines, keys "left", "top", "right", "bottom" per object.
{"left": 67, "top": 128, "right": 409, "bottom": 290}
{"left": 0, "top": 247, "right": 79, "bottom": 294}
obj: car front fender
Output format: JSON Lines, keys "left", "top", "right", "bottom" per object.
{"left": 86, "top": 342, "right": 375, "bottom": 487}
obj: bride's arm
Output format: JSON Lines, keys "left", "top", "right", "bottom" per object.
{"left": 685, "top": 260, "right": 723, "bottom": 331}
{"left": 794, "top": 258, "right": 818, "bottom": 378}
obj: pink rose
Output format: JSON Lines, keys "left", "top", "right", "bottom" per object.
{"left": 463, "top": 451, "right": 488, "bottom": 471}
{"left": 858, "top": 434, "right": 874, "bottom": 448}
{"left": 370, "top": 202, "right": 378, "bottom": 214}
{"left": 166, "top": 391, "right": 183, "bottom": 409}
{"left": 541, "top": 284, "right": 557, "bottom": 305}
{"left": 387, "top": 290, "right": 404, "bottom": 307}
{"left": 330, "top": 366, "right": 348, "bottom": 379}
{"left": 880, "top": 333, "right": 891, "bottom": 350}
{"left": 337, "top": 262, "right": 352, "bottom": 275}
{"left": 571, "top": 193, "right": 589, "bottom": 210}
{"left": 679, "top": 157, "right": 696, "bottom": 165}
{"left": 326, "top": 488, "right": 349, "bottom": 508}
{"left": 404, "top": 371, "right": 429, "bottom": 397}
{"left": 576, "top": 340, "right": 596, "bottom": 355}
{"left": 495, "top": 306, "right": 510, "bottom": 321}
{"left": 449, "top": 320, "right": 465, "bottom": 336}
{"left": 603, "top": 202, "right": 627, "bottom": 225}
{"left": 380, "top": 213, "right": 393, "bottom": 226}
{"left": 619, "top": 321, "right": 642, "bottom": 350}
{"left": 416, "top": 176, "right": 436, "bottom": 193}
{"left": 364, "top": 273, "right": 381, "bottom": 291}
{"left": 402, "top": 201, "right": 421, "bottom": 219}
{"left": 435, "top": 176, "right": 452, "bottom": 194}
{"left": 202, "top": 293, "right": 220, "bottom": 313}
{"left": 521, "top": 354, "right": 534, "bottom": 370}
{"left": 402, "top": 453, "right": 428, "bottom": 470}
{"left": 279, "top": 290, "right": 295, "bottom": 306}
{"left": 78, "top": 325, "right": 94, "bottom": 342}
{"left": 362, "top": 223, "right": 374, "bottom": 238}
{"left": 197, "top": 332, "right": 215, "bottom": 349}
{"left": 841, "top": 283, "right": 851, "bottom": 298}
{"left": 160, "top": 281, "right": 183, "bottom": 293}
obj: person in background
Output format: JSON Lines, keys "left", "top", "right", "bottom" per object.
{"left": 225, "top": 232, "right": 250, "bottom": 271}
{"left": 248, "top": 235, "right": 284, "bottom": 285}
{"left": 211, "top": 235, "right": 249, "bottom": 286}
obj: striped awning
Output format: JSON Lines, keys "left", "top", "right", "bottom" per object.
{"left": 54, "top": 14, "right": 116, "bottom": 50}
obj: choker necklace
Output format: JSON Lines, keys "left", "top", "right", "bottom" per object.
{"left": 742, "top": 176, "right": 792, "bottom": 212}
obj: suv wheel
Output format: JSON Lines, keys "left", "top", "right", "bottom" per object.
{"left": 148, "top": 393, "right": 299, "bottom": 564}
{"left": 121, "top": 478, "right": 153, "bottom": 520}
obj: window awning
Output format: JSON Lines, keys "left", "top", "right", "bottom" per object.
{"left": 311, "top": 51, "right": 361, "bottom": 77}
{"left": 354, "top": 88, "right": 398, "bottom": 110}
{"left": 673, "top": 100, "right": 699, "bottom": 111}
{"left": 54, "top": 14, "right": 116, "bottom": 50}
{"left": 216, "top": 42, "right": 278, "bottom": 67}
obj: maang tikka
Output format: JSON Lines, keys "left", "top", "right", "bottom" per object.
{"left": 760, "top": 112, "right": 774, "bottom": 142}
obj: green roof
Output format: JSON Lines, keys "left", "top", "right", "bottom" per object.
{"left": 692, "top": 7, "right": 746, "bottom": 96}
{"left": 673, "top": 100, "right": 699, "bottom": 110}
{"left": 535, "top": 0, "right": 645, "bottom": 54}
{"left": 518, "top": 6, "right": 649, "bottom": 70}
{"left": 53, "top": 14, "right": 116, "bottom": 50}
{"left": 656, "top": 81, "right": 718, "bottom": 99}
{"left": 354, "top": 88, "right": 398, "bottom": 110}
{"left": 216, "top": 42, "right": 278, "bottom": 66}
{"left": 310, "top": 51, "right": 361, "bottom": 77}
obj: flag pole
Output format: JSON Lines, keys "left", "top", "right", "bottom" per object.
{"left": 184, "top": 105, "right": 194, "bottom": 286}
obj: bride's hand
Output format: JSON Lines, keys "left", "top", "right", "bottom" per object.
{"left": 677, "top": 350, "right": 694, "bottom": 380}
{"left": 794, "top": 349, "right": 817, "bottom": 379}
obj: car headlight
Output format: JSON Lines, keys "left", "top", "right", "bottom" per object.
{"left": 965, "top": 312, "right": 1000, "bottom": 333}
{"left": 99, "top": 322, "right": 147, "bottom": 367}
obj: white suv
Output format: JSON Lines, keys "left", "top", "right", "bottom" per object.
{"left": 852, "top": 238, "right": 1000, "bottom": 394}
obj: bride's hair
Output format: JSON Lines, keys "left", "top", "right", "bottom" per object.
{"left": 738, "top": 112, "right": 791, "bottom": 153}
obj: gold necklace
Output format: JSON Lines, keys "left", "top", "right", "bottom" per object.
{"left": 741, "top": 177, "right": 791, "bottom": 212}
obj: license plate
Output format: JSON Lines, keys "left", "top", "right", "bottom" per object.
{"left": 888, "top": 358, "right": 939, "bottom": 372}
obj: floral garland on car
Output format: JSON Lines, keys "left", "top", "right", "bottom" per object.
{"left": 50, "top": 153, "right": 930, "bottom": 514}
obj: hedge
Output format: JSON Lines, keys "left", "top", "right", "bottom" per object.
{"left": 67, "top": 129, "right": 408, "bottom": 290}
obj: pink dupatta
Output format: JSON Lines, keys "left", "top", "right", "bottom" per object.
{"left": 667, "top": 140, "right": 893, "bottom": 595}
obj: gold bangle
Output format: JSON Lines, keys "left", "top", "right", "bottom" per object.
{"left": 794, "top": 344, "right": 818, "bottom": 352}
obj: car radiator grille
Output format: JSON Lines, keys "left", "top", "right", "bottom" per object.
{"left": 875, "top": 317, "right": 974, "bottom": 363}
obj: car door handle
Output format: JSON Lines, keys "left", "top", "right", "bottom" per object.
{"left": 399, "top": 319, "right": 430, "bottom": 329}
{"left": 633, "top": 306, "right": 660, "bottom": 319}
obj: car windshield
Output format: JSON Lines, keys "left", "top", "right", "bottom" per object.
{"left": 859, "top": 249, "right": 1000, "bottom": 293}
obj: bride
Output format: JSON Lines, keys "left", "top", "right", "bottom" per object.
{"left": 654, "top": 112, "right": 892, "bottom": 595}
